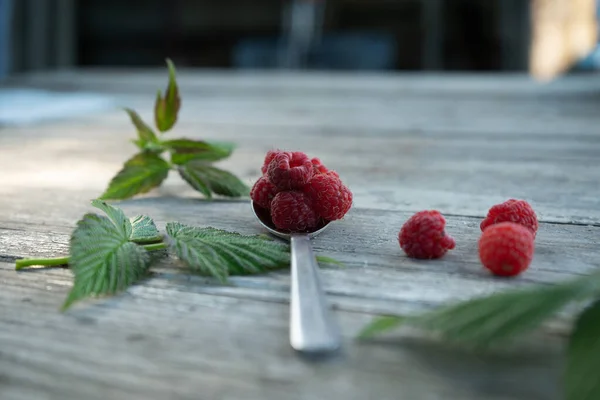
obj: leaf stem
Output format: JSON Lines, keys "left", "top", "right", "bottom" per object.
{"left": 142, "top": 242, "right": 167, "bottom": 251}
{"left": 15, "top": 241, "right": 168, "bottom": 270}
{"left": 15, "top": 256, "right": 70, "bottom": 270}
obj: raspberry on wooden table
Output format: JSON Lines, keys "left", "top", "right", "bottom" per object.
{"left": 303, "top": 172, "right": 352, "bottom": 221}
{"left": 270, "top": 191, "right": 319, "bottom": 231}
{"left": 250, "top": 176, "right": 279, "bottom": 209}
{"left": 478, "top": 222, "right": 534, "bottom": 277}
{"left": 398, "top": 210, "right": 456, "bottom": 259}
{"left": 267, "top": 151, "right": 314, "bottom": 190}
{"left": 481, "top": 199, "right": 538, "bottom": 237}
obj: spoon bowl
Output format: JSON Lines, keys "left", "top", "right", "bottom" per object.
{"left": 251, "top": 201, "right": 341, "bottom": 354}
{"left": 251, "top": 201, "right": 331, "bottom": 239}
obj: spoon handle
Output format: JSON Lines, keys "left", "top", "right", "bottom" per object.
{"left": 289, "top": 235, "right": 341, "bottom": 353}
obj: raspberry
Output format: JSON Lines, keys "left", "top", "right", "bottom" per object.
{"left": 267, "top": 151, "right": 314, "bottom": 190}
{"left": 481, "top": 199, "right": 538, "bottom": 237}
{"left": 311, "top": 157, "right": 329, "bottom": 174}
{"left": 478, "top": 222, "right": 534, "bottom": 277}
{"left": 311, "top": 158, "right": 339, "bottom": 177}
{"left": 261, "top": 150, "right": 283, "bottom": 174}
{"left": 398, "top": 210, "right": 455, "bottom": 259}
{"left": 270, "top": 191, "right": 318, "bottom": 231}
{"left": 303, "top": 173, "right": 352, "bottom": 220}
{"left": 250, "top": 176, "right": 279, "bottom": 209}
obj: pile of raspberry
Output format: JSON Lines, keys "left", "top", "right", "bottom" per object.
{"left": 398, "top": 199, "right": 538, "bottom": 277}
{"left": 250, "top": 150, "right": 353, "bottom": 232}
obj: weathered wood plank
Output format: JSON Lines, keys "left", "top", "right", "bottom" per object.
{"left": 0, "top": 258, "right": 564, "bottom": 400}
{"left": 1, "top": 116, "right": 599, "bottom": 224}
{"left": 1, "top": 199, "right": 597, "bottom": 321}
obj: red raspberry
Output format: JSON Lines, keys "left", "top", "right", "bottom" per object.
{"left": 267, "top": 151, "right": 314, "bottom": 190}
{"left": 303, "top": 173, "right": 352, "bottom": 221}
{"left": 250, "top": 176, "right": 279, "bottom": 209}
{"left": 478, "top": 222, "right": 534, "bottom": 277}
{"left": 270, "top": 191, "right": 318, "bottom": 231}
{"left": 481, "top": 199, "right": 538, "bottom": 237}
{"left": 311, "top": 158, "right": 339, "bottom": 177}
{"left": 261, "top": 150, "right": 283, "bottom": 174}
{"left": 398, "top": 210, "right": 455, "bottom": 259}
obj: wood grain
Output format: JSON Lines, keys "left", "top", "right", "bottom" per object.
{"left": 1, "top": 71, "right": 599, "bottom": 399}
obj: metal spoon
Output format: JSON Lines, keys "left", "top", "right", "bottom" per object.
{"left": 251, "top": 201, "right": 341, "bottom": 354}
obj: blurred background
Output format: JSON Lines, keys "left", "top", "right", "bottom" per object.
{"left": 1, "top": 0, "right": 599, "bottom": 79}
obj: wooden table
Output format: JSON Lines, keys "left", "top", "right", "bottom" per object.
{"left": 1, "top": 70, "right": 600, "bottom": 400}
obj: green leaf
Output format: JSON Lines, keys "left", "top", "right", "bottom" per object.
{"left": 154, "top": 58, "right": 180, "bottom": 133}
{"left": 315, "top": 255, "right": 345, "bottom": 267}
{"left": 566, "top": 300, "right": 600, "bottom": 400}
{"left": 165, "top": 223, "right": 291, "bottom": 282}
{"left": 130, "top": 215, "right": 162, "bottom": 243}
{"left": 124, "top": 108, "right": 158, "bottom": 149}
{"left": 90, "top": 199, "right": 132, "bottom": 237}
{"left": 358, "top": 316, "right": 405, "bottom": 339}
{"left": 178, "top": 162, "right": 249, "bottom": 198}
{"left": 359, "top": 276, "right": 598, "bottom": 346}
{"left": 63, "top": 213, "right": 150, "bottom": 310}
{"left": 163, "top": 139, "right": 234, "bottom": 164}
{"left": 100, "top": 152, "right": 171, "bottom": 200}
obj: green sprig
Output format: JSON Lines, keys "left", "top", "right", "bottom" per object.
{"left": 15, "top": 200, "right": 343, "bottom": 311}
{"left": 100, "top": 58, "right": 249, "bottom": 201}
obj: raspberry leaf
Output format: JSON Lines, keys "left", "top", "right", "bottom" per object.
{"left": 124, "top": 108, "right": 159, "bottom": 149}
{"left": 566, "top": 299, "right": 600, "bottom": 400}
{"left": 62, "top": 213, "right": 151, "bottom": 310}
{"left": 100, "top": 152, "right": 170, "bottom": 200}
{"left": 165, "top": 223, "right": 291, "bottom": 282}
{"left": 90, "top": 199, "right": 161, "bottom": 244}
{"left": 178, "top": 161, "right": 249, "bottom": 198}
{"left": 164, "top": 139, "right": 234, "bottom": 165}
{"left": 357, "top": 316, "right": 405, "bottom": 339}
{"left": 154, "top": 58, "right": 180, "bottom": 133}
{"left": 129, "top": 215, "right": 162, "bottom": 244}
{"left": 359, "top": 276, "right": 598, "bottom": 346}
{"left": 90, "top": 199, "right": 132, "bottom": 236}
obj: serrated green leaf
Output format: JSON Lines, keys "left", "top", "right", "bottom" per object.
{"left": 100, "top": 152, "right": 170, "bottom": 200}
{"left": 90, "top": 199, "right": 132, "bottom": 237}
{"left": 178, "top": 162, "right": 249, "bottom": 198}
{"left": 566, "top": 299, "right": 600, "bottom": 400}
{"left": 165, "top": 223, "right": 291, "bottom": 282}
{"left": 359, "top": 275, "right": 600, "bottom": 346}
{"left": 164, "top": 139, "right": 234, "bottom": 164}
{"left": 154, "top": 58, "right": 180, "bottom": 133}
{"left": 124, "top": 108, "right": 158, "bottom": 149}
{"left": 130, "top": 215, "right": 162, "bottom": 243}
{"left": 358, "top": 316, "right": 405, "bottom": 339}
{"left": 63, "top": 213, "right": 150, "bottom": 310}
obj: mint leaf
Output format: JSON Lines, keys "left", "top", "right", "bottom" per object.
{"left": 165, "top": 223, "right": 290, "bottom": 282}
{"left": 359, "top": 276, "right": 598, "bottom": 346}
{"left": 178, "top": 162, "right": 249, "bottom": 198}
{"left": 124, "top": 108, "right": 158, "bottom": 149}
{"left": 63, "top": 213, "right": 150, "bottom": 310}
{"left": 164, "top": 139, "right": 234, "bottom": 165}
{"left": 130, "top": 215, "right": 162, "bottom": 243}
{"left": 154, "top": 58, "right": 180, "bottom": 133}
{"left": 90, "top": 199, "right": 132, "bottom": 236}
{"left": 566, "top": 300, "right": 600, "bottom": 400}
{"left": 100, "top": 152, "right": 170, "bottom": 200}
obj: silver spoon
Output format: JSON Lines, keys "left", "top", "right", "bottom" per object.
{"left": 251, "top": 201, "right": 341, "bottom": 354}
